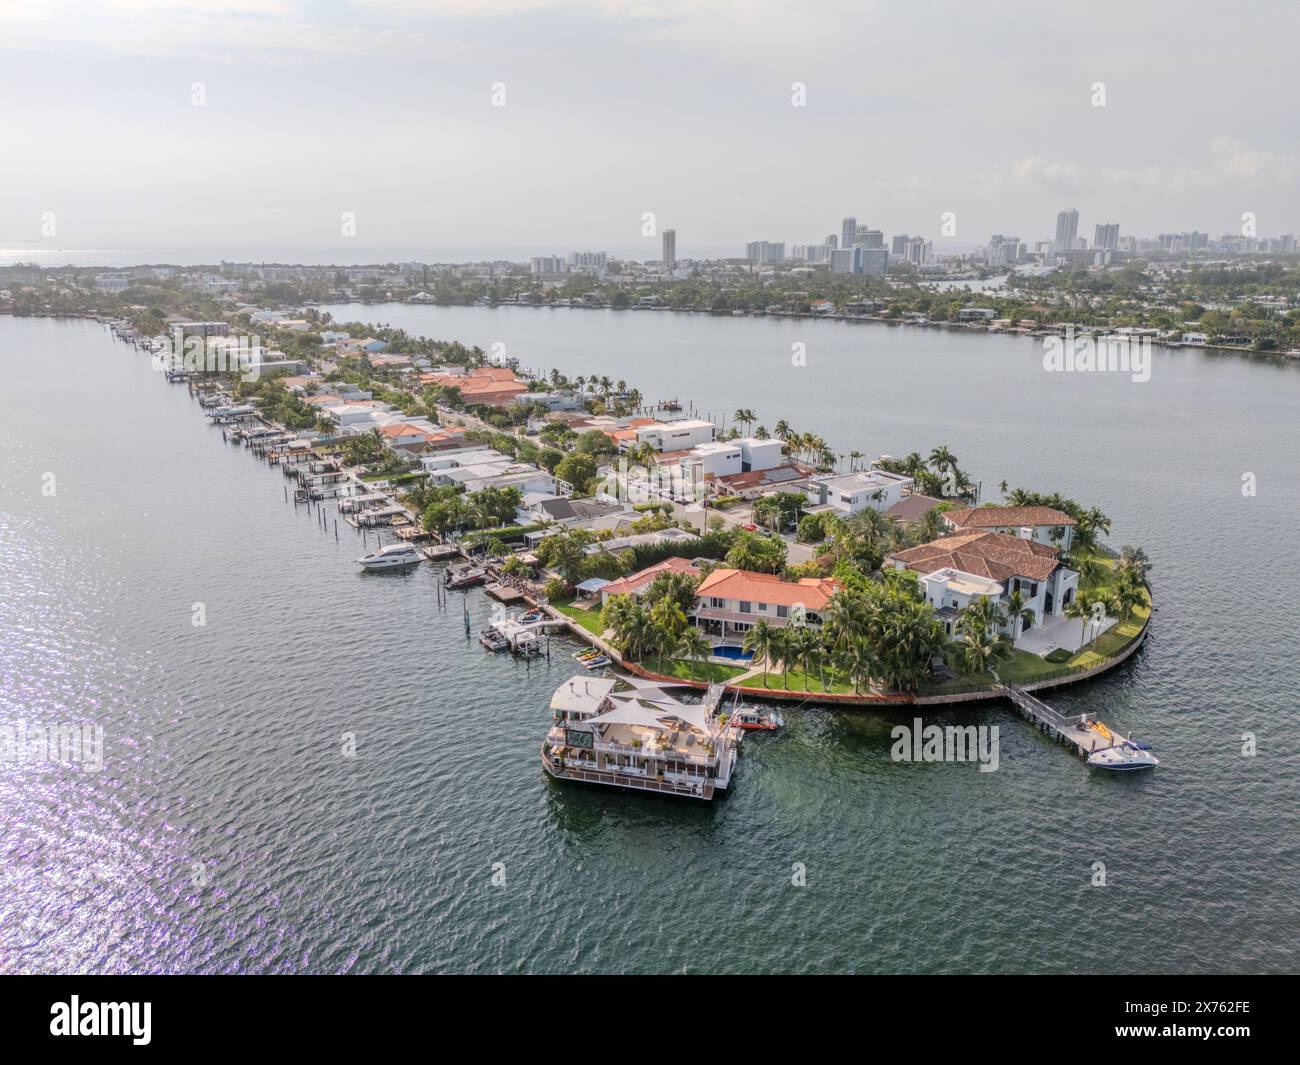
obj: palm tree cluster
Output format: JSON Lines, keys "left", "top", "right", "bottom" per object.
{"left": 602, "top": 573, "right": 712, "bottom": 677}
{"left": 740, "top": 581, "right": 950, "bottom": 694}
{"left": 953, "top": 597, "right": 1015, "bottom": 676}
{"left": 875, "top": 447, "right": 978, "bottom": 501}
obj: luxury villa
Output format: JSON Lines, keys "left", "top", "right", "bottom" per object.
{"left": 692, "top": 568, "right": 841, "bottom": 639}
{"left": 888, "top": 529, "right": 1078, "bottom": 642}
{"left": 940, "top": 504, "right": 1077, "bottom": 552}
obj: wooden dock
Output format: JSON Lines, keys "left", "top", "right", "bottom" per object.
{"left": 997, "top": 683, "right": 1133, "bottom": 759}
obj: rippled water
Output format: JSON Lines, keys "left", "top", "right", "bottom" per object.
{"left": 1, "top": 312, "right": 1296, "bottom": 974}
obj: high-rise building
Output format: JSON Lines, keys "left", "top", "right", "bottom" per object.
{"left": 662, "top": 229, "right": 676, "bottom": 268}
{"left": 891, "top": 234, "right": 908, "bottom": 255}
{"left": 830, "top": 248, "right": 856, "bottom": 274}
{"left": 745, "top": 241, "right": 785, "bottom": 263}
{"left": 1054, "top": 208, "right": 1079, "bottom": 252}
{"left": 826, "top": 234, "right": 838, "bottom": 249}
{"left": 1093, "top": 224, "right": 1120, "bottom": 251}
{"left": 841, "top": 217, "right": 857, "bottom": 250}
{"left": 856, "top": 247, "right": 889, "bottom": 277}
{"left": 987, "top": 235, "right": 1021, "bottom": 267}
{"left": 855, "top": 227, "right": 884, "bottom": 249}
{"left": 530, "top": 255, "right": 568, "bottom": 275}
{"left": 568, "top": 251, "right": 608, "bottom": 268}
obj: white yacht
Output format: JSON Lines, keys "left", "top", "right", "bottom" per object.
{"left": 542, "top": 677, "right": 741, "bottom": 800}
{"left": 356, "top": 542, "right": 423, "bottom": 570}
{"left": 1087, "top": 742, "right": 1159, "bottom": 771}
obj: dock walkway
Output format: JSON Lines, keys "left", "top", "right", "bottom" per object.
{"left": 997, "top": 682, "right": 1131, "bottom": 758}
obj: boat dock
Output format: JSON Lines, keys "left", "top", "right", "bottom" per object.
{"left": 997, "top": 683, "right": 1135, "bottom": 759}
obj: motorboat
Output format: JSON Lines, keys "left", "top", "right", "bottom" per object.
{"left": 479, "top": 627, "right": 509, "bottom": 652}
{"left": 446, "top": 567, "right": 486, "bottom": 589}
{"left": 734, "top": 707, "right": 783, "bottom": 732}
{"left": 1087, "top": 742, "right": 1159, "bottom": 771}
{"left": 357, "top": 542, "right": 423, "bottom": 570}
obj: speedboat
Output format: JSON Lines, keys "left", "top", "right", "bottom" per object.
{"left": 734, "top": 707, "right": 783, "bottom": 731}
{"left": 479, "top": 627, "right": 509, "bottom": 652}
{"left": 357, "top": 542, "right": 423, "bottom": 570}
{"left": 1087, "top": 742, "right": 1159, "bottom": 771}
{"left": 446, "top": 567, "right": 486, "bottom": 589}
{"left": 580, "top": 655, "right": 610, "bottom": 670}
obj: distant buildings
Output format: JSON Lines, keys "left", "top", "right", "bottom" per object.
{"left": 530, "top": 255, "right": 567, "bottom": 276}
{"left": 1054, "top": 208, "right": 1079, "bottom": 252}
{"left": 95, "top": 273, "right": 131, "bottom": 293}
{"left": 841, "top": 217, "right": 857, "bottom": 250}
{"left": 745, "top": 241, "right": 785, "bottom": 263}
{"left": 662, "top": 229, "right": 677, "bottom": 269}
{"left": 1094, "top": 223, "right": 1120, "bottom": 251}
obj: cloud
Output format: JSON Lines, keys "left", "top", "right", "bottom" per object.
{"left": 1010, "top": 156, "right": 1088, "bottom": 196}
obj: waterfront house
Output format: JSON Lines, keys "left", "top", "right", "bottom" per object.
{"left": 884, "top": 493, "right": 944, "bottom": 525}
{"left": 941, "top": 505, "right": 1077, "bottom": 552}
{"left": 692, "top": 568, "right": 841, "bottom": 638}
{"left": 599, "top": 557, "right": 702, "bottom": 605}
{"left": 633, "top": 418, "right": 718, "bottom": 452}
{"left": 803, "top": 469, "right": 914, "bottom": 516}
{"left": 888, "top": 530, "right": 1078, "bottom": 641}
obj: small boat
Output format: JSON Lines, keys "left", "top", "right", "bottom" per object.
{"left": 479, "top": 627, "right": 509, "bottom": 652}
{"left": 519, "top": 609, "right": 545, "bottom": 624}
{"left": 572, "top": 648, "right": 603, "bottom": 661}
{"left": 446, "top": 567, "right": 486, "bottom": 589}
{"left": 734, "top": 707, "right": 783, "bottom": 732}
{"left": 293, "top": 487, "right": 309, "bottom": 504}
{"left": 357, "top": 542, "right": 423, "bottom": 570}
{"left": 580, "top": 655, "right": 610, "bottom": 670}
{"left": 1087, "top": 742, "right": 1159, "bottom": 771}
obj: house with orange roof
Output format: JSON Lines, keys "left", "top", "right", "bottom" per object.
{"left": 598, "top": 557, "right": 702, "bottom": 606}
{"left": 692, "top": 568, "right": 841, "bottom": 640}
{"left": 420, "top": 366, "right": 529, "bottom": 407}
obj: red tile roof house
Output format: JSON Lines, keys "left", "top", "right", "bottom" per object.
{"left": 598, "top": 557, "right": 701, "bottom": 606}
{"left": 942, "top": 505, "right": 1077, "bottom": 553}
{"left": 692, "top": 568, "right": 841, "bottom": 642}
{"left": 888, "top": 530, "right": 1078, "bottom": 642}
{"left": 420, "top": 367, "right": 530, "bottom": 407}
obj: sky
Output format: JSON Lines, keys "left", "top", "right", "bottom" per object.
{"left": 1, "top": 0, "right": 1297, "bottom": 264}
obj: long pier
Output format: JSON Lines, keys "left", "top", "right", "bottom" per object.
{"left": 997, "top": 683, "right": 1132, "bottom": 759}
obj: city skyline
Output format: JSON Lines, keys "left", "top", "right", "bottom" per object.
{"left": 1, "top": 1, "right": 1297, "bottom": 259}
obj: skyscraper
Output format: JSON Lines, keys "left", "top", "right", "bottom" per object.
{"left": 1054, "top": 209, "right": 1079, "bottom": 252}
{"left": 841, "top": 217, "right": 857, "bottom": 250}
{"left": 662, "top": 229, "right": 676, "bottom": 269}
{"left": 1094, "top": 223, "right": 1120, "bottom": 251}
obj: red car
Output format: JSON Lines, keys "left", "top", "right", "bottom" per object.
{"left": 741, "top": 522, "right": 758, "bottom": 532}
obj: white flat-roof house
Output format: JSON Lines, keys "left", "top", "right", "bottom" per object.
{"left": 634, "top": 418, "right": 717, "bottom": 452}
{"left": 942, "top": 505, "right": 1077, "bottom": 552}
{"left": 738, "top": 437, "right": 784, "bottom": 472}
{"left": 679, "top": 441, "right": 742, "bottom": 481}
{"left": 805, "top": 469, "right": 914, "bottom": 515}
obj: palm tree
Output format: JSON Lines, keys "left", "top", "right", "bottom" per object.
{"left": 848, "top": 449, "right": 864, "bottom": 471}
{"left": 837, "top": 634, "right": 878, "bottom": 695}
{"left": 732, "top": 408, "right": 756, "bottom": 435}
{"left": 773, "top": 419, "right": 791, "bottom": 442}
{"left": 1064, "top": 593, "right": 1092, "bottom": 649}
{"left": 928, "top": 445, "right": 957, "bottom": 475}
{"left": 957, "top": 626, "right": 1013, "bottom": 676}
{"left": 1003, "top": 589, "right": 1035, "bottom": 641}
{"left": 915, "top": 507, "right": 948, "bottom": 543}
{"left": 675, "top": 627, "right": 712, "bottom": 680}
{"left": 786, "top": 624, "right": 823, "bottom": 691}
{"left": 767, "top": 627, "right": 792, "bottom": 689}
{"left": 742, "top": 619, "right": 777, "bottom": 686}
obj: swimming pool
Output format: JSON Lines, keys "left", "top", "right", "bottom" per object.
{"left": 712, "top": 646, "right": 753, "bottom": 661}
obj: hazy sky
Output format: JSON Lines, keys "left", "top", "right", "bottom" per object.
{"left": 2, "top": 0, "right": 1297, "bottom": 262}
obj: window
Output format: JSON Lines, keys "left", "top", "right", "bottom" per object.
{"left": 708, "top": 597, "right": 724, "bottom": 609}
{"left": 776, "top": 605, "right": 788, "bottom": 619}
{"left": 739, "top": 601, "right": 752, "bottom": 613}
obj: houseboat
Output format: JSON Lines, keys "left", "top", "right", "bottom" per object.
{"left": 541, "top": 677, "right": 741, "bottom": 800}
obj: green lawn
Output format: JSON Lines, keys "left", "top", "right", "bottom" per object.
{"left": 639, "top": 656, "right": 748, "bottom": 683}
{"left": 554, "top": 598, "right": 606, "bottom": 637}
{"left": 743, "top": 665, "right": 857, "bottom": 694}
